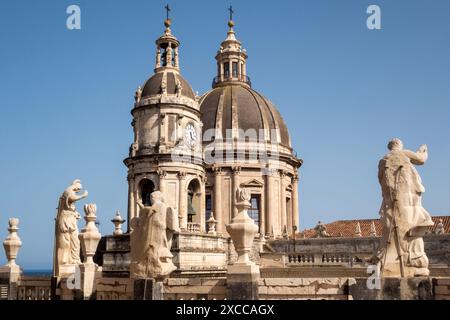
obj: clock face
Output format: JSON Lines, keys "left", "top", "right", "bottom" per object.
{"left": 184, "top": 123, "right": 197, "bottom": 147}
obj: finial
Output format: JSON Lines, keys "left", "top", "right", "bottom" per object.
{"left": 228, "top": 5, "right": 234, "bottom": 28}
{"left": 164, "top": 4, "right": 172, "bottom": 27}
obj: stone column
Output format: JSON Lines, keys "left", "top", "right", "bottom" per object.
{"left": 159, "top": 113, "right": 166, "bottom": 149}
{"left": 220, "top": 63, "right": 224, "bottom": 82}
{"left": 158, "top": 169, "right": 166, "bottom": 194}
{"left": 127, "top": 175, "right": 135, "bottom": 232}
{"left": 238, "top": 60, "right": 242, "bottom": 79}
{"left": 213, "top": 167, "right": 223, "bottom": 234}
{"left": 155, "top": 45, "right": 161, "bottom": 68}
{"left": 292, "top": 174, "right": 299, "bottom": 231}
{"left": 265, "top": 168, "right": 275, "bottom": 237}
{"left": 260, "top": 191, "right": 265, "bottom": 235}
{"left": 174, "top": 47, "right": 179, "bottom": 68}
{"left": 232, "top": 166, "right": 241, "bottom": 218}
{"left": 228, "top": 60, "right": 232, "bottom": 79}
{"left": 178, "top": 171, "right": 187, "bottom": 231}
{"left": 200, "top": 175, "right": 207, "bottom": 233}
{"left": 280, "top": 170, "right": 287, "bottom": 234}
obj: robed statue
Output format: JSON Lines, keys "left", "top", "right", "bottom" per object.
{"left": 53, "top": 179, "right": 88, "bottom": 277}
{"left": 130, "top": 191, "right": 180, "bottom": 279}
{"left": 376, "top": 138, "right": 433, "bottom": 277}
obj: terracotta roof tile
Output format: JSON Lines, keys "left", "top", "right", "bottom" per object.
{"left": 298, "top": 215, "right": 450, "bottom": 239}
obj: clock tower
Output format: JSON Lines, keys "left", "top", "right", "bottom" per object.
{"left": 124, "top": 15, "right": 206, "bottom": 232}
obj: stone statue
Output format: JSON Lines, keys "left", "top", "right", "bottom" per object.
{"left": 165, "top": 46, "right": 173, "bottom": 67}
{"left": 130, "top": 191, "right": 180, "bottom": 279}
{"left": 314, "top": 221, "right": 330, "bottom": 238}
{"left": 175, "top": 78, "right": 183, "bottom": 97}
{"left": 134, "top": 86, "right": 142, "bottom": 103}
{"left": 376, "top": 138, "right": 434, "bottom": 277}
{"left": 160, "top": 76, "right": 167, "bottom": 95}
{"left": 435, "top": 219, "right": 445, "bottom": 234}
{"left": 54, "top": 180, "right": 88, "bottom": 277}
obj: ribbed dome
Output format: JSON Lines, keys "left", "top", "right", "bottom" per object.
{"left": 199, "top": 84, "right": 291, "bottom": 148}
{"left": 141, "top": 71, "right": 195, "bottom": 100}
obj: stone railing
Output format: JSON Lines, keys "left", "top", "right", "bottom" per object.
{"left": 269, "top": 234, "right": 450, "bottom": 268}
{"left": 186, "top": 223, "right": 201, "bottom": 233}
{"left": 286, "top": 253, "right": 370, "bottom": 267}
{"left": 0, "top": 284, "right": 8, "bottom": 300}
{"left": 287, "top": 254, "right": 315, "bottom": 264}
{"left": 15, "top": 277, "right": 52, "bottom": 300}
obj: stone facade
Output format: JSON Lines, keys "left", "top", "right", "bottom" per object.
{"left": 124, "top": 17, "right": 302, "bottom": 241}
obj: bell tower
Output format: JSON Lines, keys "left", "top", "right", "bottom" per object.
{"left": 124, "top": 8, "right": 206, "bottom": 233}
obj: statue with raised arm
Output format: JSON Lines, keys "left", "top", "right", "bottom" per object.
{"left": 130, "top": 191, "right": 180, "bottom": 279}
{"left": 376, "top": 138, "right": 434, "bottom": 277}
{"left": 53, "top": 179, "right": 88, "bottom": 277}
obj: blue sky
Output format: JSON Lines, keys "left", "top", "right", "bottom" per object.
{"left": 0, "top": 0, "right": 449, "bottom": 269}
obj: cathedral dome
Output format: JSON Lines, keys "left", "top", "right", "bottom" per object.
{"left": 199, "top": 84, "right": 291, "bottom": 148}
{"left": 199, "top": 18, "right": 293, "bottom": 151}
{"left": 141, "top": 71, "right": 195, "bottom": 100}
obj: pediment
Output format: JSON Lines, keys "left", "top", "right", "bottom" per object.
{"left": 240, "top": 178, "right": 264, "bottom": 188}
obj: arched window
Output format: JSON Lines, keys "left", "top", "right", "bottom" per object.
{"left": 205, "top": 194, "right": 212, "bottom": 231}
{"left": 224, "top": 63, "right": 230, "bottom": 78}
{"left": 139, "top": 179, "right": 155, "bottom": 206}
{"left": 187, "top": 179, "right": 201, "bottom": 223}
{"left": 232, "top": 62, "right": 238, "bottom": 77}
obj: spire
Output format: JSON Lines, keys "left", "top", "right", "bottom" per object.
{"left": 154, "top": 5, "right": 180, "bottom": 73}
{"left": 212, "top": 6, "right": 251, "bottom": 88}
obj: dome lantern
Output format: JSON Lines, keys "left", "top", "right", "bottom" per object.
{"left": 154, "top": 5, "right": 181, "bottom": 73}
{"left": 213, "top": 7, "right": 251, "bottom": 88}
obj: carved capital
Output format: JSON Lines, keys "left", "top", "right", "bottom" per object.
{"left": 157, "top": 169, "right": 167, "bottom": 179}
{"left": 212, "top": 166, "right": 222, "bottom": 175}
{"left": 292, "top": 173, "right": 299, "bottom": 182}
{"left": 264, "top": 166, "right": 278, "bottom": 177}
{"left": 177, "top": 171, "right": 186, "bottom": 180}
{"left": 232, "top": 166, "right": 241, "bottom": 175}
{"left": 201, "top": 175, "right": 208, "bottom": 183}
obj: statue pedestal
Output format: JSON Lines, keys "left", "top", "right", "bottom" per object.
{"left": 80, "top": 263, "right": 101, "bottom": 300}
{"left": 349, "top": 277, "right": 433, "bottom": 300}
{"left": 227, "top": 263, "right": 260, "bottom": 300}
{"left": 58, "top": 264, "right": 78, "bottom": 277}
{"left": 0, "top": 265, "right": 22, "bottom": 300}
{"left": 133, "top": 278, "right": 164, "bottom": 300}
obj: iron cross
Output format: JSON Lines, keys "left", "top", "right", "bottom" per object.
{"left": 228, "top": 5, "right": 234, "bottom": 21}
{"left": 165, "top": 4, "right": 171, "bottom": 20}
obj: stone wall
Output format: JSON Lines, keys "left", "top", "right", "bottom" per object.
{"left": 163, "top": 278, "right": 227, "bottom": 300}
{"left": 95, "top": 277, "right": 133, "bottom": 300}
{"left": 258, "top": 277, "right": 352, "bottom": 300}
{"left": 434, "top": 278, "right": 450, "bottom": 300}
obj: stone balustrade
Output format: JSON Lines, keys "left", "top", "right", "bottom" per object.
{"left": 287, "top": 254, "right": 315, "bottom": 264}
{"left": 286, "top": 253, "right": 370, "bottom": 266}
{"left": 187, "top": 222, "right": 201, "bottom": 233}
{"left": 16, "top": 277, "right": 52, "bottom": 300}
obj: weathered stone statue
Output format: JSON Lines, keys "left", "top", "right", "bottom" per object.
{"left": 175, "top": 78, "right": 183, "bottom": 97}
{"left": 314, "top": 221, "right": 330, "bottom": 238}
{"left": 435, "top": 219, "right": 445, "bottom": 234}
{"left": 134, "top": 86, "right": 142, "bottom": 103}
{"left": 54, "top": 179, "right": 88, "bottom": 277}
{"left": 376, "top": 138, "right": 434, "bottom": 277}
{"left": 130, "top": 191, "right": 180, "bottom": 279}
